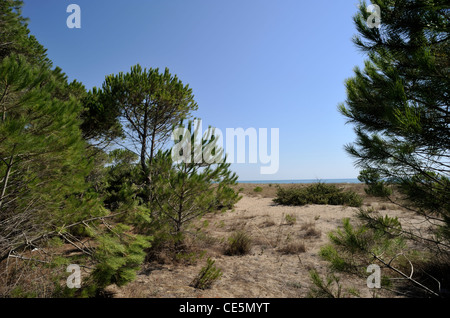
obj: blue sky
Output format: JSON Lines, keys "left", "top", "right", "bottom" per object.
{"left": 22, "top": 0, "right": 368, "bottom": 181}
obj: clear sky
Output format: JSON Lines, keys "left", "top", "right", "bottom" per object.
{"left": 22, "top": 0, "right": 368, "bottom": 181}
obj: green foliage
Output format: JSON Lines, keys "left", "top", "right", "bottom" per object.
{"left": 320, "top": 218, "right": 371, "bottom": 273}
{"left": 334, "top": 1, "right": 450, "bottom": 296}
{"left": 400, "top": 174, "right": 450, "bottom": 230}
{"left": 214, "top": 184, "right": 241, "bottom": 210}
{"left": 339, "top": 0, "right": 450, "bottom": 247}
{"left": 358, "top": 168, "right": 392, "bottom": 197}
{"left": 98, "top": 64, "right": 198, "bottom": 190}
{"left": 79, "top": 87, "right": 124, "bottom": 145}
{"left": 224, "top": 230, "right": 252, "bottom": 256}
{"left": 284, "top": 213, "right": 297, "bottom": 225}
{"left": 307, "top": 270, "right": 344, "bottom": 298}
{"left": 88, "top": 229, "right": 152, "bottom": 292}
{"left": 0, "top": 0, "right": 51, "bottom": 67}
{"left": 152, "top": 121, "right": 239, "bottom": 236}
{"left": 101, "top": 149, "right": 142, "bottom": 210}
{"left": 358, "top": 209, "right": 403, "bottom": 238}
{"left": 273, "top": 183, "right": 363, "bottom": 207}
{"left": 0, "top": 53, "right": 101, "bottom": 258}
{"left": 190, "top": 257, "right": 222, "bottom": 290}
{"left": 320, "top": 216, "right": 406, "bottom": 274}
{"left": 253, "top": 186, "right": 263, "bottom": 193}
{"left": 319, "top": 245, "right": 349, "bottom": 272}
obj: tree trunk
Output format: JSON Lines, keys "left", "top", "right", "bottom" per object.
{"left": 141, "top": 103, "right": 150, "bottom": 191}
{"left": 0, "top": 153, "right": 14, "bottom": 211}
{"left": 147, "top": 111, "right": 159, "bottom": 203}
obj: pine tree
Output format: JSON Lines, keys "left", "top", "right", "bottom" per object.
{"left": 79, "top": 87, "right": 124, "bottom": 147}
{"left": 0, "top": 0, "right": 50, "bottom": 67}
{"left": 152, "top": 121, "right": 239, "bottom": 238}
{"left": 0, "top": 2, "right": 153, "bottom": 297}
{"left": 97, "top": 64, "right": 198, "bottom": 197}
{"left": 0, "top": 54, "right": 99, "bottom": 259}
{"left": 335, "top": 0, "right": 449, "bottom": 297}
{"left": 339, "top": 0, "right": 450, "bottom": 251}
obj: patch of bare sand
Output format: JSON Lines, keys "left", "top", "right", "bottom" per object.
{"left": 113, "top": 190, "right": 426, "bottom": 298}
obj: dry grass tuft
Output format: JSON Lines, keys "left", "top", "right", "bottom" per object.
{"left": 300, "top": 222, "right": 321, "bottom": 239}
{"left": 278, "top": 241, "right": 306, "bottom": 254}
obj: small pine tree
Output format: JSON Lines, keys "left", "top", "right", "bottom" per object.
{"left": 85, "top": 225, "right": 151, "bottom": 296}
{"left": 190, "top": 257, "right": 222, "bottom": 290}
{"left": 152, "top": 121, "right": 239, "bottom": 238}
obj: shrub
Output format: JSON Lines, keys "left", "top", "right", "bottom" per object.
{"left": 87, "top": 229, "right": 152, "bottom": 296}
{"left": 284, "top": 213, "right": 297, "bottom": 225}
{"left": 358, "top": 169, "right": 392, "bottom": 197}
{"left": 224, "top": 231, "right": 252, "bottom": 256}
{"left": 190, "top": 257, "right": 222, "bottom": 290}
{"left": 273, "top": 183, "right": 363, "bottom": 207}
{"left": 253, "top": 186, "right": 263, "bottom": 193}
{"left": 307, "top": 269, "right": 343, "bottom": 298}
{"left": 307, "top": 269, "right": 359, "bottom": 298}
{"left": 215, "top": 185, "right": 241, "bottom": 210}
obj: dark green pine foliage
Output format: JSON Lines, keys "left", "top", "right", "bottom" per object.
{"left": 0, "top": 2, "right": 106, "bottom": 258}
{"left": 0, "top": 0, "right": 50, "bottom": 67}
{"left": 0, "top": 0, "right": 86, "bottom": 103}
{"left": 79, "top": 87, "right": 124, "bottom": 147}
{"left": 1, "top": 2, "right": 152, "bottom": 297}
{"left": 85, "top": 224, "right": 151, "bottom": 296}
{"left": 97, "top": 64, "right": 198, "bottom": 192}
{"left": 339, "top": 0, "right": 450, "bottom": 250}
{"left": 101, "top": 148, "right": 142, "bottom": 210}
{"left": 0, "top": 54, "right": 100, "bottom": 259}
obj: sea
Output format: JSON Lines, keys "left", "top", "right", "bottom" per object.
{"left": 237, "top": 178, "right": 361, "bottom": 184}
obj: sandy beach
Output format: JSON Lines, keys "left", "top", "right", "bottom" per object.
{"left": 109, "top": 183, "right": 430, "bottom": 298}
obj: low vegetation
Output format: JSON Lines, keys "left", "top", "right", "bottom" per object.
{"left": 278, "top": 241, "right": 306, "bottom": 255}
{"left": 224, "top": 230, "right": 252, "bottom": 256}
{"left": 1, "top": 0, "right": 448, "bottom": 299}
{"left": 253, "top": 186, "right": 263, "bottom": 193}
{"left": 190, "top": 258, "right": 223, "bottom": 290}
{"left": 300, "top": 222, "right": 321, "bottom": 239}
{"left": 273, "top": 183, "right": 363, "bottom": 207}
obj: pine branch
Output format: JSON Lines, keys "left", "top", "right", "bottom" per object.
{"left": 0, "top": 212, "right": 126, "bottom": 263}
{"left": 371, "top": 252, "right": 440, "bottom": 297}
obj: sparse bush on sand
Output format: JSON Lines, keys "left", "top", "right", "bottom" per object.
{"left": 224, "top": 230, "right": 252, "bottom": 256}
{"left": 190, "top": 257, "right": 222, "bottom": 290}
{"left": 273, "top": 183, "right": 363, "bottom": 207}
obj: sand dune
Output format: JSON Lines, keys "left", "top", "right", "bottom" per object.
{"left": 111, "top": 184, "right": 428, "bottom": 298}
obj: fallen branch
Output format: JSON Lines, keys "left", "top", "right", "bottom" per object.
{"left": 0, "top": 211, "right": 126, "bottom": 263}
{"left": 372, "top": 252, "right": 440, "bottom": 297}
